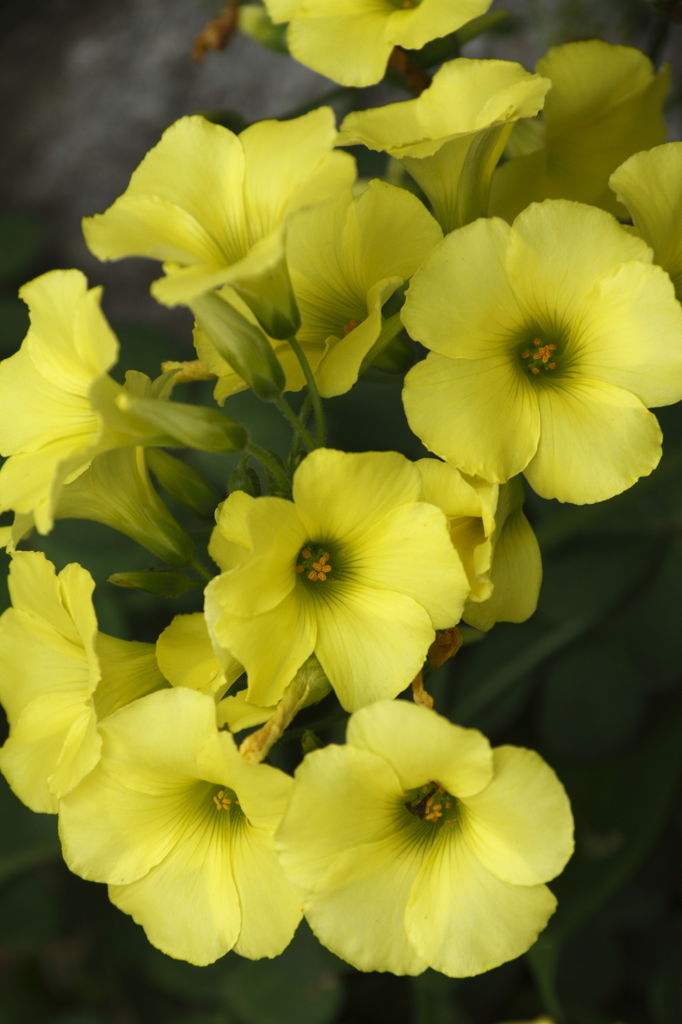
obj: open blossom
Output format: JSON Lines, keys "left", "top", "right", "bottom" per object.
{"left": 82, "top": 109, "right": 355, "bottom": 309}
{"left": 338, "top": 58, "right": 550, "bottom": 234}
{"left": 610, "top": 142, "right": 682, "bottom": 303}
{"left": 491, "top": 40, "right": 669, "bottom": 224}
{"left": 205, "top": 448, "right": 469, "bottom": 711}
{"left": 402, "top": 200, "right": 682, "bottom": 505}
{"left": 263, "top": 0, "right": 494, "bottom": 88}
{"left": 276, "top": 700, "right": 573, "bottom": 976}
{"left": 59, "top": 687, "right": 302, "bottom": 965}
{"left": 0, "top": 551, "right": 166, "bottom": 813}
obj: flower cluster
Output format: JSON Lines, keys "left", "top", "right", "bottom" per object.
{"left": 1, "top": 10, "right": 680, "bottom": 984}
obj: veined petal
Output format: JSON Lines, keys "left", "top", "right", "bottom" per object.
{"left": 312, "top": 585, "right": 435, "bottom": 711}
{"left": 209, "top": 489, "right": 254, "bottom": 572}
{"left": 211, "top": 497, "right": 306, "bottom": 618}
{"left": 288, "top": 13, "right": 394, "bottom": 89}
{"left": 610, "top": 142, "right": 682, "bottom": 300}
{"left": 508, "top": 200, "right": 652, "bottom": 326}
{"left": 205, "top": 588, "right": 316, "bottom": 709}
{"left": 0, "top": 694, "right": 99, "bottom": 813}
{"left": 571, "top": 261, "right": 682, "bottom": 408}
{"left": 108, "top": 808, "right": 241, "bottom": 966}
{"left": 402, "top": 217, "right": 522, "bottom": 359}
{"left": 464, "top": 505, "right": 541, "bottom": 630}
{"left": 293, "top": 448, "right": 421, "bottom": 545}
{"left": 461, "top": 746, "right": 574, "bottom": 886}
{"left": 211, "top": 732, "right": 294, "bottom": 832}
{"left": 403, "top": 353, "right": 540, "bottom": 483}
{"left": 83, "top": 116, "right": 248, "bottom": 266}
{"left": 94, "top": 633, "right": 169, "bottom": 719}
{"left": 304, "top": 833, "right": 429, "bottom": 975}
{"left": 406, "top": 836, "right": 557, "bottom": 976}
{"left": 277, "top": 744, "right": 404, "bottom": 890}
{"left": 231, "top": 822, "right": 303, "bottom": 959}
{"left": 156, "top": 612, "right": 238, "bottom": 696}
{"left": 352, "top": 501, "right": 469, "bottom": 627}
{"left": 524, "top": 378, "right": 662, "bottom": 504}
{"left": 347, "top": 700, "right": 493, "bottom": 799}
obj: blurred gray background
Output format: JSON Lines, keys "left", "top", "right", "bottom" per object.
{"left": 0, "top": 0, "right": 680, "bottom": 339}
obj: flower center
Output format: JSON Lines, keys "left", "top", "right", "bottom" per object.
{"left": 212, "top": 786, "right": 240, "bottom": 813}
{"left": 292, "top": 544, "right": 333, "bottom": 585}
{"left": 520, "top": 337, "right": 558, "bottom": 375}
{"left": 404, "top": 781, "right": 458, "bottom": 829}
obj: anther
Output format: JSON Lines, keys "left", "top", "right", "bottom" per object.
{"left": 531, "top": 367, "right": 540, "bottom": 374}
{"left": 343, "top": 320, "right": 357, "bottom": 335}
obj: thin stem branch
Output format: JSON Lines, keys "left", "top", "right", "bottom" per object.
{"left": 290, "top": 394, "right": 313, "bottom": 463}
{"left": 272, "top": 394, "right": 318, "bottom": 451}
{"left": 246, "top": 441, "right": 290, "bottom": 493}
{"left": 287, "top": 335, "right": 326, "bottom": 447}
{"left": 190, "top": 556, "right": 213, "bottom": 582}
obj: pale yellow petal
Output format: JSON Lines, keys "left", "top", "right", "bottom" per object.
{"left": 347, "top": 700, "right": 493, "bottom": 799}
{"left": 351, "top": 501, "right": 469, "bottom": 627}
{"left": 524, "top": 378, "right": 662, "bottom": 504}
{"left": 610, "top": 142, "right": 682, "bottom": 299}
{"left": 403, "top": 353, "right": 540, "bottom": 484}
{"left": 231, "top": 822, "right": 303, "bottom": 959}
{"left": 292, "top": 448, "right": 421, "bottom": 545}
{"left": 461, "top": 746, "right": 574, "bottom": 886}
{"left": 312, "top": 584, "right": 435, "bottom": 711}
{"left": 406, "top": 836, "right": 557, "bottom": 976}
{"left": 205, "top": 587, "right": 316, "bottom": 709}
{"left": 287, "top": 12, "right": 394, "bottom": 89}
{"left": 94, "top": 633, "right": 169, "bottom": 719}
{"left": 156, "top": 612, "right": 240, "bottom": 696}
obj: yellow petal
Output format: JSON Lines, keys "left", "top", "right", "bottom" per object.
{"left": 205, "top": 588, "right": 316, "bottom": 709}
{"left": 346, "top": 700, "right": 493, "bottom": 798}
{"left": 524, "top": 378, "right": 662, "bottom": 504}
{"left": 461, "top": 745, "right": 574, "bottom": 886}
{"left": 93, "top": 634, "right": 169, "bottom": 719}
{"left": 312, "top": 584, "right": 435, "bottom": 711}
{"left": 610, "top": 142, "right": 682, "bottom": 300}
{"left": 352, "top": 501, "right": 469, "bottom": 628}
{"left": 292, "top": 448, "right": 421, "bottom": 545}
{"left": 156, "top": 612, "right": 240, "bottom": 697}
{"left": 405, "top": 836, "right": 557, "bottom": 976}
{"left": 402, "top": 217, "right": 523, "bottom": 360}
{"left": 508, "top": 200, "right": 652, "bottom": 327}
{"left": 403, "top": 352, "right": 541, "bottom": 483}
{"left": 231, "top": 821, "right": 303, "bottom": 959}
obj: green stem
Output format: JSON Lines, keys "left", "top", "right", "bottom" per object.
{"left": 287, "top": 335, "right": 326, "bottom": 447}
{"left": 273, "top": 394, "right": 318, "bottom": 452}
{"left": 246, "top": 441, "right": 290, "bottom": 493}
{"left": 290, "top": 395, "right": 313, "bottom": 463}
{"left": 190, "top": 557, "right": 213, "bottom": 582}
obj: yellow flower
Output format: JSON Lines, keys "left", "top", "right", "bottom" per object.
{"left": 199, "top": 180, "right": 442, "bottom": 402}
{"left": 0, "top": 551, "right": 166, "bottom": 813}
{"left": 204, "top": 448, "right": 469, "bottom": 711}
{"left": 491, "top": 40, "right": 669, "bottom": 224}
{"left": 337, "top": 58, "right": 550, "bottom": 232}
{"left": 417, "top": 461, "right": 542, "bottom": 630}
{"left": 82, "top": 109, "right": 356, "bottom": 311}
{"left": 402, "top": 200, "right": 682, "bottom": 505}
{"left": 276, "top": 700, "right": 573, "bottom": 976}
{"left": 156, "top": 611, "right": 242, "bottom": 697}
{"left": 59, "top": 687, "right": 302, "bottom": 966}
{"left": 0, "top": 270, "right": 119, "bottom": 534}
{"left": 610, "top": 142, "right": 682, "bottom": 302}
{"left": 263, "top": 0, "right": 494, "bottom": 88}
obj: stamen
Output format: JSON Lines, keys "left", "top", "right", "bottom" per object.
{"left": 297, "top": 546, "right": 335, "bottom": 583}
{"left": 343, "top": 320, "right": 357, "bottom": 335}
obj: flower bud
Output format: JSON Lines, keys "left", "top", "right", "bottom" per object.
{"left": 108, "top": 569, "right": 204, "bottom": 599}
{"left": 116, "top": 391, "right": 247, "bottom": 453}
{"left": 228, "top": 465, "right": 261, "bottom": 497}
{"left": 146, "top": 448, "right": 221, "bottom": 518}
{"left": 190, "top": 291, "right": 286, "bottom": 400}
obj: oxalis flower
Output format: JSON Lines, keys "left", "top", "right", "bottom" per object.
{"left": 0, "top": 551, "right": 166, "bottom": 813}
{"left": 59, "top": 687, "right": 302, "bottom": 966}
{"left": 263, "top": 0, "right": 493, "bottom": 89}
{"left": 402, "top": 200, "right": 682, "bottom": 505}
{"left": 204, "top": 448, "right": 469, "bottom": 711}
{"left": 276, "top": 700, "right": 574, "bottom": 976}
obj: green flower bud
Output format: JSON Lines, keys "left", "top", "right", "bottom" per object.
{"left": 54, "top": 447, "right": 196, "bottom": 566}
{"left": 189, "top": 291, "right": 286, "bottom": 400}
{"left": 108, "top": 569, "right": 204, "bottom": 599}
{"left": 146, "top": 448, "right": 221, "bottom": 518}
{"left": 228, "top": 465, "right": 261, "bottom": 497}
{"left": 116, "top": 391, "right": 247, "bottom": 453}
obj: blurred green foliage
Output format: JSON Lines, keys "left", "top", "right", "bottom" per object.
{"left": 1, "top": 1, "right": 682, "bottom": 1021}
